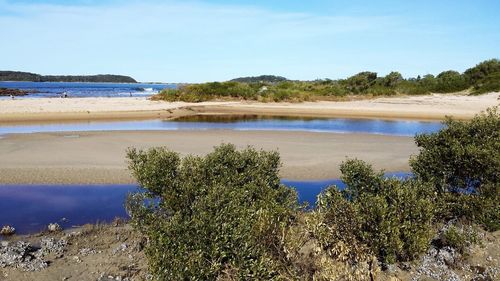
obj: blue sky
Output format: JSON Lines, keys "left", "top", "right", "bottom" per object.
{"left": 0, "top": 0, "right": 499, "bottom": 82}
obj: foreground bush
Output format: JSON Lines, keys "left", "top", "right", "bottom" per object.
{"left": 315, "top": 160, "right": 435, "bottom": 265}
{"left": 411, "top": 107, "right": 499, "bottom": 230}
{"left": 126, "top": 144, "right": 298, "bottom": 280}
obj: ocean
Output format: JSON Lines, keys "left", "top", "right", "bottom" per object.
{"left": 0, "top": 81, "right": 175, "bottom": 98}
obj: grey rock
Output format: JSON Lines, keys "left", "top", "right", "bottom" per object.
{"left": 0, "top": 241, "right": 48, "bottom": 272}
{"left": 0, "top": 225, "right": 16, "bottom": 236}
{"left": 48, "top": 223, "right": 62, "bottom": 232}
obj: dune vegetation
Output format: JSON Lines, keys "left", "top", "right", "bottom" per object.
{"left": 153, "top": 59, "right": 500, "bottom": 102}
{"left": 125, "top": 107, "right": 499, "bottom": 280}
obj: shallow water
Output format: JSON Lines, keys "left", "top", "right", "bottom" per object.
{"left": 0, "top": 81, "right": 174, "bottom": 98}
{"left": 0, "top": 115, "right": 443, "bottom": 136}
{"left": 0, "top": 173, "right": 411, "bottom": 235}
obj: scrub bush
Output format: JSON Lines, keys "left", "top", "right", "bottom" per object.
{"left": 410, "top": 107, "right": 500, "bottom": 230}
{"left": 126, "top": 144, "right": 298, "bottom": 280}
{"left": 411, "top": 107, "right": 499, "bottom": 194}
{"left": 316, "top": 159, "right": 436, "bottom": 265}
{"left": 437, "top": 224, "right": 479, "bottom": 255}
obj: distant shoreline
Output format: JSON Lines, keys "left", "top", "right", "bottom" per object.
{"left": 0, "top": 71, "right": 137, "bottom": 83}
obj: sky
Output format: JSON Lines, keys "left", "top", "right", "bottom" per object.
{"left": 0, "top": 0, "right": 499, "bottom": 82}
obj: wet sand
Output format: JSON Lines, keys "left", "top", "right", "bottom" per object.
{"left": 0, "top": 130, "right": 417, "bottom": 184}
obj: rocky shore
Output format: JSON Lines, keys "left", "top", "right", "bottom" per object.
{"left": 0, "top": 88, "right": 32, "bottom": 97}
{"left": 1, "top": 221, "right": 498, "bottom": 281}
{"left": 1, "top": 221, "right": 148, "bottom": 281}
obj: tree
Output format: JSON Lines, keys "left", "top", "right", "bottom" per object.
{"left": 382, "top": 71, "right": 403, "bottom": 88}
{"left": 464, "top": 59, "right": 500, "bottom": 85}
{"left": 434, "top": 70, "right": 469, "bottom": 93}
{"left": 344, "top": 71, "right": 378, "bottom": 94}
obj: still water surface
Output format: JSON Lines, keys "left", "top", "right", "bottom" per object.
{"left": 0, "top": 173, "right": 411, "bottom": 235}
{"left": 0, "top": 115, "right": 443, "bottom": 136}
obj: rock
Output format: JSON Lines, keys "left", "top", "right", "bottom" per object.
{"left": 40, "top": 238, "right": 67, "bottom": 255}
{"left": 112, "top": 243, "right": 128, "bottom": 254}
{"left": 0, "top": 225, "right": 16, "bottom": 236}
{"left": 48, "top": 223, "right": 62, "bottom": 232}
{"left": 0, "top": 88, "right": 32, "bottom": 97}
{"left": 72, "top": 256, "right": 82, "bottom": 263}
{"left": 78, "top": 247, "right": 96, "bottom": 256}
{"left": 0, "top": 241, "right": 48, "bottom": 271}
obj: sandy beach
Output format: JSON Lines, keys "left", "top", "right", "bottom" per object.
{"left": 0, "top": 92, "right": 498, "bottom": 122}
{"left": 0, "top": 93, "right": 497, "bottom": 184}
{"left": 0, "top": 130, "right": 417, "bottom": 184}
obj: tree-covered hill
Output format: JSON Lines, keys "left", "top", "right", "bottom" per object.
{"left": 230, "top": 75, "right": 288, "bottom": 83}
{"left": 0, "top": 71, "right": 137, "bottom": 83}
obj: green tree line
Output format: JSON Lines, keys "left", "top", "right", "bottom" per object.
{"left": 0, "top": 71, "right": 137, "bottom": 83}
{"left": 154, "top": 59, "right": 500, "bottom": 102}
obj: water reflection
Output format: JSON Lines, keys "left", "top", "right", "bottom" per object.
{"left": 0, "top": 115, "right": 443, "bottom": 136}
{"left": 0, "top": 172, "right": 412, "bottom": 235}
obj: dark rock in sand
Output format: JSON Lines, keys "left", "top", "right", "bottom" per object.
{"left": 0, "top": 88, "right": 32, "bottom": 96}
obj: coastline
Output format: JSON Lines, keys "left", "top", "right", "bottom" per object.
{"left": 0, "top": 92, "right": 498, "bottom": 123}
{"left": 0, "top": 130, "right": 417, "bottom": 184}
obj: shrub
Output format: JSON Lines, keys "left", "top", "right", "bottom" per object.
{"left": 464, "top": 58, "right": 500, "bottom": 85}
{"left": 433, "top": 70, "right": 469, "bottom": 93}
{"left": 381, "top": 71, "right": 403, "bottom": 88}
{"left": 410, "top": 107, "right": 500, "bottom": 230}
{"left": 471, "top": 71, "right": 500, "bottom": 94}
{"left": 126, "top": 144, "right": 298, "bottom": 280}
{"left": 344, "top": 71, "right": 378, "bottom": 94}
{"left": 317, "top": 159, "right": 435, "bottom": 265}
{"left": 411, "top": 107, "right": 499, "bottom": 194}
{"left": 435, "top": 223, "right": 479, "bottom": 255}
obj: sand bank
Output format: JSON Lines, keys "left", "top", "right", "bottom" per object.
{"left": 0, "top": 130, "right": 417, "bottom": 184}
{"left": 0, "top": 93, "right": 498, "bottom": 123}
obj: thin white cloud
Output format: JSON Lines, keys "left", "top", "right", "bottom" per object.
{"left": 0, "top": 1, "right": 424, "bottom": 81}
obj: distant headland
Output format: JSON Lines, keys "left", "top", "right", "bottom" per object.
{"left": 0, "top": 71, "right": 137, "bottom": 83}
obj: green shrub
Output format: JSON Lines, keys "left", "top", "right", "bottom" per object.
{"left": 471, "top": 71, "right": 500, "bottom": 94}
{"left": 411, "top": 107, "right": 499, "bottom": 194}
{"left": 436, "top": 223, "right": 479, "bottom": 255}
{"left": 464, "top": 59, "right": 500, "bottom": 85}
{"left": 317, "top": 159, "right": 435, "bottom": 265}
{"left": 410, "top": 107, "right": 500, "bottom": 230}
{"left": 344, "top": 71, "right": 378, "bottom": 94}
{"left": 433, "top": 70, "right": 469, "bottom": 93}
{"left": 126, "top": 144, "right": 298, "bottom": 280}
{"left": 381, "top": 71, "right": 403, "bottom": 88}
{"left": 154, "top": 59, "right": 500, "bottom": 103}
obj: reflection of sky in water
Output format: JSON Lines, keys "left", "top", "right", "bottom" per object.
{"left": 0, "top": 117, "right": 443, "bottom": 137}
{"left": 0, "top": 172, "right": 412, "bottom": 235}
{"left": 0, "top": 185, "right": 137, "bottom": 234}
